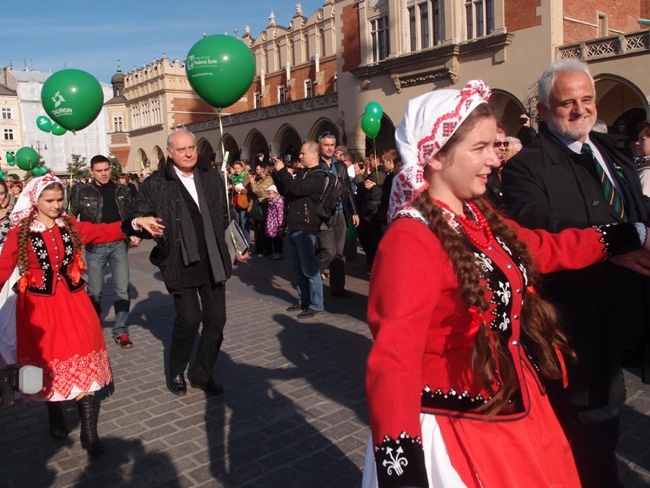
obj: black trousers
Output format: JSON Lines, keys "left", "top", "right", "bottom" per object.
{"left": 316, "top": 212, "right": 347, "bottom": 292}
{"left": 168, "top": 281, "right": 226, "bottom": 385}
{"left": 551, "top": 403, "right": 623, "bottom": 488}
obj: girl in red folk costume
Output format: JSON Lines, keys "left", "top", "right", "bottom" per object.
{"left": 362, "top": 81, "right": 650, "bottom": 487}
{"left": 0, "top": 174, "right": 162, "bottom": 455}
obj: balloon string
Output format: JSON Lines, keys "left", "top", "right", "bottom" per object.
{"left": 373, "top": 139, "right": 378, "bottom": 181}
{"left": 217, "top": 109, "right": 230, "bottom": 215}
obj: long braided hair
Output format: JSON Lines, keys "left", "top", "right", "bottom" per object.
{"left": 412, "top": 105, "right": 575, "bottom": 416}
{"left": 17, "top": 182, "right": 83, "bottom": 274}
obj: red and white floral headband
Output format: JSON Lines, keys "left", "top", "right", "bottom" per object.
{"left": 389, "top": 79, "right": 491, "bottom": 223}
{"left": 10, "top": 173, "right": 64, "bottom": 228}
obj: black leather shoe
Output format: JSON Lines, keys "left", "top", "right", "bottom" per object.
{"left": 190, "top": 379, "right": 224, "bottom": 396}
{"left": 166, "top": 373, "right": 187, "bottom": 396}
{"left": 297, "top": 308, "right": 324, "bottom": 319}
{"left": 286, "top": 303, "right": 305, "bottom": 312}
{"left": 331, "top": 289, "right": 353, "bottom": 298}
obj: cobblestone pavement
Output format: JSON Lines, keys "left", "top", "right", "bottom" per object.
{"left": 0, "top": 240, "right": 648, "bottom": 487}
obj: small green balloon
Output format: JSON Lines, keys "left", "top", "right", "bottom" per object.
{"left": 36, "top": 115, "right": 52, "bottom": 133}
{"left": 364, "top": 101, "right": 384, "bottom": 119}
{"left": 0, "top": 170, "right": 5, "bottom": 180}
{"left": 361, "top": 113, "right": 381, "bottom": 140}
{"left": 5, "top": 152, "right": 14, "bottom": 163}
{"left": 51, "top": 123, "right": 67, "bottom": 136}
{"left": 41, "top": 69, "right": 104, "bottom": 132}
{"left": 186, "top": 34, "right": 256, "bottom": 109}
{"left": 15, "top": 147, "right": 40, "bottom": 171}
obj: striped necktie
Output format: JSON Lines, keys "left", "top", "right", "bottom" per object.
{"left": 581, "top": 143, "right": 626, "bottom": 221}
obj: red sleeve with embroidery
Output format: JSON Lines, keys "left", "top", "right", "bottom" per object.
{"left": 0, "top": 227, "right": 20, "bottom": 289}
{"left": 366, "top": 218, "right": 453, "bottom": 487}
{"left": 71, "top": 217, "right": 126, "bottom": 245}
{"left": 503, "top": 218, "right": 640, "bottom": 274}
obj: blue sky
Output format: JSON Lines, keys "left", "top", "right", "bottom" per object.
{"left": 3, "top": 1, "right": 324, "bottom": 84}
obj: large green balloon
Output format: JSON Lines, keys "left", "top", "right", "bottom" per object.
{"left": 51, "top": 123, "right": 67, "bottom": 136}
{"left": 186, "top": 35, "right": 256, "bottom": 109}
{"left": 15, "top": 147, "right": 40, "bottom": 171}
{"left": 364, "top": 101, "right": 384, "bottom": 120}
{"left": 41, "top": 69, "right": 104, "bottom": 132}
{"left": 36, "top": 115, "right": 52, "bottom": 133}
{"left": 361, "top": 113, "right": 381, "bottom": 140}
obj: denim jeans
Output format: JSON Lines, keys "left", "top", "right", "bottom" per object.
{"left": 286, "top": 231, "right": 324, "bottom": 311}
{"left": 233, "top": 207, "right": 251, "bottom": 245}
{"left": 85, "top": 240, "right": 131, "bottom": 338}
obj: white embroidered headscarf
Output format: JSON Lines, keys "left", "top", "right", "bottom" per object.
{"left": 9, "top": 173, "right": 64, "bottom": 228}
{"left": 390, "top": 79, "right": 491, "bottom": 223}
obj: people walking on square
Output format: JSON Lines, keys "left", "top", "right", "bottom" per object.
{"left": 502, "top": 59, "right": 650, "bottom": 488}
{"left": 363, "top": 80, "right": 650, "bottom": 488}
{"left": 265, "top": 184, "right": 284, "bottom": 260}
{"left": 70, "top": 155, "right": 139, "bottom": 349}
{"left": 0, "top": 173, "right": 160, "bottom": 455}
{"left": 246, "top": 164, "right": 274, "bottom": 256}
{"left": 229, "top": 160, "right": 251, "bottom": 246}
{"left": 272, "top": 143, "right": 326, "bottom": 318}
{"left": 130, "top": 130, "right": 247, "bottom": 398}
{"left": 316, "top": 132, "right": 359, "bottom": 298}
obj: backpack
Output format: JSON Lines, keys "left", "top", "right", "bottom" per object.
{"left": 307, "top": 169, "right": 342, "bottom": 222}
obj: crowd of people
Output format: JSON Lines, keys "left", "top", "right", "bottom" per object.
{"left": 0, "top": 57, "right": 649, "bottom": 488}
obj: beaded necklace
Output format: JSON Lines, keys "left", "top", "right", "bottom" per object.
{"left": 435, "top": 199, "right": 494, "bottom": 249}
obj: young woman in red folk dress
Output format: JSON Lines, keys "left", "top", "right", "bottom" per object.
{"left": 362, "top": 81, "right": 650, "bottom": 487}
{"left": 0, "top": 174, "right": 162, "bottom": 455}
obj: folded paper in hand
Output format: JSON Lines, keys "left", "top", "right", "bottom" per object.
{"left": 225, "top": 219, "right": 248, "bottom": 263}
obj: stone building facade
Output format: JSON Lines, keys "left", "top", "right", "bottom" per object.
{"left": 113, "top": 0, "right": 650, "bottom": 174}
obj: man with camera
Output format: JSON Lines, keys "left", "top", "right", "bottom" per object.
{"left": 272, "top": 142, "right": 326, "bottom": 318}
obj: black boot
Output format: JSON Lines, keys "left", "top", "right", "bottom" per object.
{"left": 76, "top": 395, "right": 103, "bottom": 455}
{"left": 46, "top": 401, "right": 68, "bottom": 439}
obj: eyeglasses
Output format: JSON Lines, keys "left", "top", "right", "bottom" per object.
{"left": 494, "top": 141, "right": 510, "bottom": 148}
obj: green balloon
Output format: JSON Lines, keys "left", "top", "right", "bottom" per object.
{"left": 5, "top": 152, "right": 14, "bottom": 163}
{"left": 186, "top": 35, "right": 256, "bottom": 109}
{"left": 361, "top": 113, "right": 381, "bottom": 140}
{"left": 41, "top": 69, "right": 104, "bottom": 132}
{"left": 36, "top": 115, "right": 52, "bottom": 133}
{"left": 15, "top": 147, "right": 40, "bottom": 171}
{"left": 51, "top": 123, "right": 67, "bottom": 136}
{"left": 364, "top": 101, "right": 383, "bottom": 119}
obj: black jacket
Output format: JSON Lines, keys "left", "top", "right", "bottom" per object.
{"left": 130, "top": 159, "right": 232, "bottom": 294}
{"left": 501, "top": 123, "right": 650, "bottom": 408}
{"left": 320, "top": 158, "right": 359, "bottom": 225}
{"left": 69, "top": 181, "right": 133, "bottom": 252}
{"left": 273, "top": 166, "right": 327, "bottom": 235}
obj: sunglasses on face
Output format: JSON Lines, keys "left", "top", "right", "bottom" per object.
{"left": 494, "top": 141, "right": 510, "bottom": 148}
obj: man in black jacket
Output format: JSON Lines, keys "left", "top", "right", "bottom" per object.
{"left": 130, "top": 130, "right": 246, "bottom": 397}
{"left": 501, "top": 59, "right": 650, "bottom": 488}
{"left": 70, "top": 155, "right": 137, "bottom": 349}
{"left": 316, "top": 132, "right": 359, "bottom": 297}
{"left": 272, "top": 141, "right": 326, "bottom": 318}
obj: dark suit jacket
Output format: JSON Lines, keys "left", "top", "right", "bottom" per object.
{"left": 320, "top": 158, "right": 358, "bottom": 226}
{"left": 501, "top": 123, "right": 650, "bottom": 408}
